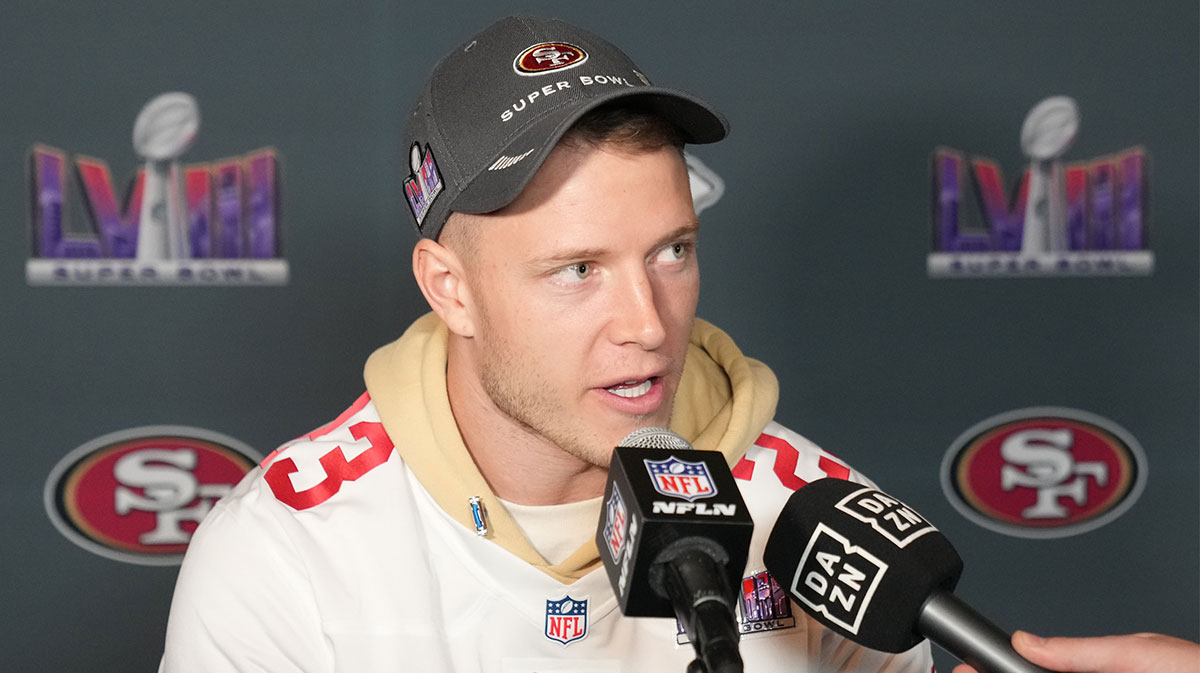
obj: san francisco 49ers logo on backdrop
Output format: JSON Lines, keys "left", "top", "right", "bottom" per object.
{"left": 44, "top": 426, "right": 260, "bottom": 565}
{"left": 513, "top": 42, "right": 588, "bottom": 75}
{"left": 544, "top": 596, "right": 588, "bottom": 645}
{"left": 644, "top": 456, "right": 716, "bottom": 501}
{"left": 940, "top": 407, "right": 1147, "bottom": 539}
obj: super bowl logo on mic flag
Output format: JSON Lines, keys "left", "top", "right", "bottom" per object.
{"left": 740, "top": 570, "right": 796, "bottom": 633}
{"left": 644, "top": 456, "right": 716, "bottom": 502}
{"left": 677, "top": 569, "right": 797, "bottom": 645}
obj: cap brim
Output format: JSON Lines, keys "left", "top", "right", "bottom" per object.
{"left": 450, "top": 86, "right": 728, "bottom": 215}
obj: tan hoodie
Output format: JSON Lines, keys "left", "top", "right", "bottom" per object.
{"left": 363, "top": 312, "right": 778, "bottom": 584}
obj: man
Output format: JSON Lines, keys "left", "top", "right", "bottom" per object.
{"left": 160, "top": 15, "right": 932, "bottom": 672}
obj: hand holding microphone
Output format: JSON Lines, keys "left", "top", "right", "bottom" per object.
{"left": 954, "top": 631, "right": 1200, "bottom": 673}
{"left": 596, "top": 427, "right": 753, "bottom": 673}
{"left": 763, "top": 477, "right": 1055, "bottom": 673}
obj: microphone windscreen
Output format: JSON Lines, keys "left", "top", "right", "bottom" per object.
{"left": 619, "top": 426, "right": 694, "bottom": 451}
{"left": 763, "top": 478, "right": 963, "bottom": 653}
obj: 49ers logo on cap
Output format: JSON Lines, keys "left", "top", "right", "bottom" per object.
{"left": 514, "top": 42, "right": 588, "bottom": 75}
{"left": 44, "top": 426, "right": 260, "bottom": 565}
{"left": 940, "top": 408, "right": 1146, "bottom": 539}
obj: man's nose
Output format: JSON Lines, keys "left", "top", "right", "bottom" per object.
{"left": 609, "top": 270, "right": 667, "bottom": 350}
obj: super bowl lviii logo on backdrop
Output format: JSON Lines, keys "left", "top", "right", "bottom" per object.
{"left": 27, "top": 92, "right": 287, "bottom": 285}
{"left": 940, "top": 408, "right": 1146, "bottom": 538}
{"left": 44, "top": 426, "right": 260, "bottom": 565}
{"left": 928, "top": 96, "right": 1151, "bottom": 277}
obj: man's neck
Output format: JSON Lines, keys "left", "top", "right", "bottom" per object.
{"left": 445, "top": 343, "right": 607, "bottom": 506}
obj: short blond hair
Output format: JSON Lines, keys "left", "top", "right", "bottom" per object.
{"left": 559, "top": 101, "right": 685, "bottom": 154}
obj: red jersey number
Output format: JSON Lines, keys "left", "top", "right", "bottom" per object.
{"left": 731, "top": 433, "right": 850, "bottom": 490}
{"left": 264, "top": 421, "right": 395, "bottom": 510}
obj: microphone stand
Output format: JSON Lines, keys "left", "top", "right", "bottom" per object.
{"left": 655, "top": 540, "right": 744, "bottom": 673}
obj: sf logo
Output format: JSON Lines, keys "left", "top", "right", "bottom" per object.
{"left": 1000, "top": 429, "right": 1109, "bottom": 519}
{"left": 113, "top": 449, "right": 231, "bottom": 545}
{"left": 532, "top": 46, "right": 573, "bottom": 66}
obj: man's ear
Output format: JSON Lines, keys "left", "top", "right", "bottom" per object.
{"left": 412, "top": 238, "right": 476, "bottom": 338}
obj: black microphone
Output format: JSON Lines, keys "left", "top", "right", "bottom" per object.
{"left": 597, "top": 427, "right": 754, "bottom": 673}
{"left": 762, "top": 478, "right": 1054, "bottom": 673}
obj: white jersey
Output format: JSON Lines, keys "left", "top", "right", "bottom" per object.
{"left": 159, "top": 394, "right": 932, "bottom": 673}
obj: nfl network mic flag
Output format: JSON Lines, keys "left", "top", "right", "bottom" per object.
{"left": 597, "top": 445, "right": 753, "bottom": 618}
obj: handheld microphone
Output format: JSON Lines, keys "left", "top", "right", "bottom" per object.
{"left": 762, "top": 478, "right": 1054, "bottom": 673}
{"left": 597, "top": 427, "right": 754, "bottom": 673}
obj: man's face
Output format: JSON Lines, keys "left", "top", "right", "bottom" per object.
{"left": 457, "top": 142, "right": 699, "bottom": 467}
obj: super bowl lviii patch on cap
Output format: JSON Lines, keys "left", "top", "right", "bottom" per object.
{"left": 404, "top": 142, "right": 444, "bottom": 230}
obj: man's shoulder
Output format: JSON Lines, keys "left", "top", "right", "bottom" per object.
{"left": 733, "top": 420, "right": 877, "bottom": 497}
{"left": 248, "top": 392, "right": 406, "bottom": 513}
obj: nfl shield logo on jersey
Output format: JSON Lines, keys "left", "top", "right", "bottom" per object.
{"left": 644, "top": 456, "right": 717, "bottom": 502}
{"left": 544, "top": 596, "right": 588, "bottom": 645}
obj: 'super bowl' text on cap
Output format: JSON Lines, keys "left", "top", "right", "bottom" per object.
{"left": 402, "top": 14, "right": 729, "bottom": 239}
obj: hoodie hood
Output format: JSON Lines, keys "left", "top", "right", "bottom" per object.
{"left": 363, "top": 312, "right": 778, "bottom": 584}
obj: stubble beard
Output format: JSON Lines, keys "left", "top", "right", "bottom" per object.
{"left": 476, "top": 328, "right": 674, "bottom": 469}
{"left": 478, "top": 333, "right": 609, "bottom": 468}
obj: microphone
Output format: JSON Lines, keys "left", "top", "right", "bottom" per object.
{"left": 762, "top": 478, "right": 1054, "bottom": 673}
{"left": 597, "top": 427, "right": 754, "bottom": 673}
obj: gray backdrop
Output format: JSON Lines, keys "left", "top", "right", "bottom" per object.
{"left": 2, "top": 1, "right": 1196, "bottom": 670}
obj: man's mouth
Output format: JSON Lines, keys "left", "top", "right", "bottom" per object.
{"left": 604, "top": 378, "right": 655, "bottom": 398}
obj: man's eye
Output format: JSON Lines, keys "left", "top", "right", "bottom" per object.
{"left": 656, "top": 242, "right": 690, "bottom": 262}
{"left": 555, "top": 262, "right": 592, "bottom": 282}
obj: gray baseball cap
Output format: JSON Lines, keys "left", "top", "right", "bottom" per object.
{"left": 402, "top": 14, "right": 729, "bottom": 239}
